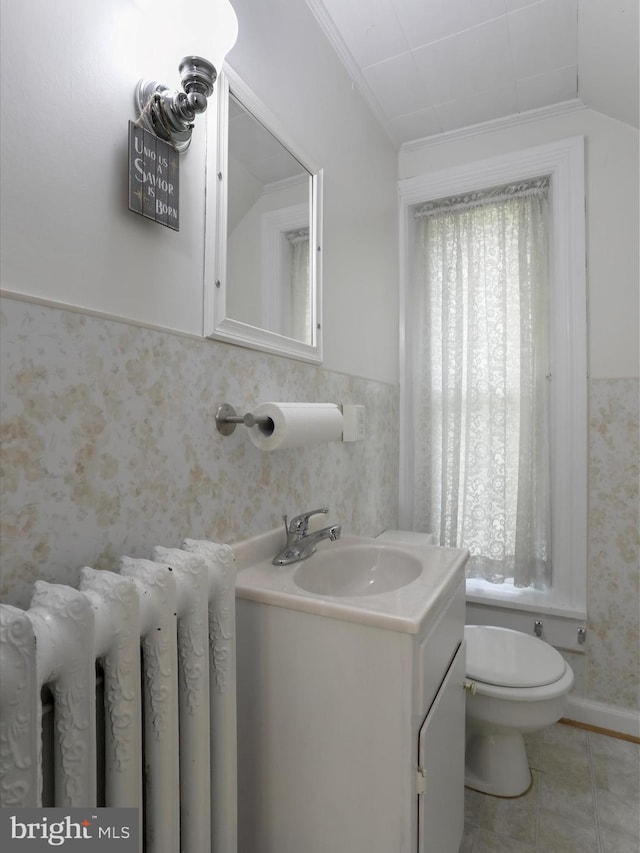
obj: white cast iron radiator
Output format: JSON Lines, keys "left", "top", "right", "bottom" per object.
{"left": 0, "top": 539, "right": 237, "bottom": 853}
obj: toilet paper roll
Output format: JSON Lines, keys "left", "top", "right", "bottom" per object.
{"left": 248, "top": 402, "right": 344, "bottom": 451}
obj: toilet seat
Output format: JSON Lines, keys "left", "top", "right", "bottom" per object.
{"left": 465, "top": 625, "right": 567, "bottom": 688}
{"left": 468, "top": 664, "right": 573, "bottom": 702}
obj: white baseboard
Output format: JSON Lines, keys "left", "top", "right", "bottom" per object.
{"left": 565, "top": 695, "right": 640, "bottom": 739}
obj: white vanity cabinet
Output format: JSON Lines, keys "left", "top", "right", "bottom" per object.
{"left": 233, "top": 535, "right": 467, "bottom": 853}
{"left": 418, "top": 636, "right": 467, "bottom": 853}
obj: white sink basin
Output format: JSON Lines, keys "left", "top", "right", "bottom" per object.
{"left": 293, "top": 541, "right": 422, "bottom": 597}
{"left": 233, "top": 529, "right": 469, "bottom": 634}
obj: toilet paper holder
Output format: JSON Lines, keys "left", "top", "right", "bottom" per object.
{"left": 215, "top": 403, "right": 274, "bottom": 436}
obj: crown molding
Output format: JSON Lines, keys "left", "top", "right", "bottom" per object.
{"left": 400, "top": 99, "right": 588, "bottom": 154}
{"left": 305, "top": 0, "right": 398, "bottom": 146}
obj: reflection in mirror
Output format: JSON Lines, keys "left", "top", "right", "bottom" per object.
{"left": 205, "top": 70, "right": 323, "bottom": 363}
{"left": 227, "top": 94, "right": 312, "bottom": 343}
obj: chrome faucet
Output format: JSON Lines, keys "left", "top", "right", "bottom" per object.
{"left": 272, "top": 507, "right": 342, "bottom": 566}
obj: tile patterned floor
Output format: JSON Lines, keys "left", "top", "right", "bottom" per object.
{"left": 459, "top": 722, "right": 640, "bottom": 853}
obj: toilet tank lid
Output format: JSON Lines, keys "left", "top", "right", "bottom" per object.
{"left": 464, "top": 625, "right": 567, "bottom": 688}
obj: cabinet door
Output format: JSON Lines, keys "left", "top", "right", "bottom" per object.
{"left": 417, "top": 641, "right": 466, "bottom": 853}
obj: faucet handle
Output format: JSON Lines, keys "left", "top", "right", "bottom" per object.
{"left": 288, "top": 507, "right": 329, "bottom": 536}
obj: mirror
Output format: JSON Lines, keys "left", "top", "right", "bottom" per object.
{"left": 205, "top": 69, "right": 323, "bottom": 362}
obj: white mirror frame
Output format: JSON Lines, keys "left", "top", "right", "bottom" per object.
{"left": 204, "top": 67, "right": 324, "bottom": 363}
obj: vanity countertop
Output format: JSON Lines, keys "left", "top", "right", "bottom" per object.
{"left": 232, "top": 528, "right": 468, "bottom": 635}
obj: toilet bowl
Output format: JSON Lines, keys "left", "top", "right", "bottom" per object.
{"left": 464, "top": 624, "right": 574, "bottom": 797}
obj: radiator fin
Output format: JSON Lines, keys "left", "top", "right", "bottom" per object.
{"left": 0, "top": 539, "right": 237, "bottom": 853}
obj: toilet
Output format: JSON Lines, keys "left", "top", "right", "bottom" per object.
{"left": 375, "top": 532, "right": 575, "bottom": 798}
{"left": 464, "top": 624, "right": 574, "bottom": 797}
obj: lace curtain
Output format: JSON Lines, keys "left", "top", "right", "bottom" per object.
{"left": 411, "top": 178, "right": 552, "bottom": 589}
{"left": 286, "top": 228, "right": 311, "bottom": 343}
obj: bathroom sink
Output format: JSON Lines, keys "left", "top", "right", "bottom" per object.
{"left": 233, "top": 528, "right": 469, "bottom": 633}
{"left": 293, "top": 541, "right": 422, "bottom": 597}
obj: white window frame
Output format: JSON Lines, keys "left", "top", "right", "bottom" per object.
{"left": 261, "top": 200, "right": 309, "bottom": 336}
{"left": 398, "top": 136, "right": 587, "bottom": 620}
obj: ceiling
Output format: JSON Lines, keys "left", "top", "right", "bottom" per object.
{"left": 306, "top": 0, "right": 639, "bottom": 147}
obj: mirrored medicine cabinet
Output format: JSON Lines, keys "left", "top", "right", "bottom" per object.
{"left": 204, "top": 68, "right": 323, "bottom": 363}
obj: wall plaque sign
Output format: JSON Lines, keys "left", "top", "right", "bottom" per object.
{"left": 128, "top": 122, "right": 180, "bottom": 231}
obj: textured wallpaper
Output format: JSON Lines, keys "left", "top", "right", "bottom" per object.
{"left": 0, "top": 296, "right": 399, "bottom": 608}
{"left": 1, "top": 296, "right": 638, "bottom": 713}
{"left": 587, "top": 378, "right": 640, "bottom": 711}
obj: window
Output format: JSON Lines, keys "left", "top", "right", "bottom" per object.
{"left": 413, "top": 177, "right": 551, "bottom": 590}
{"left": 261, "top": 203, "right": 311, "bottom": 342}
{"left": 399, "top": 138, "right": 587, "bottom": 618}
{"left": 284, "top": 227, "right": 311, "bottom": 343}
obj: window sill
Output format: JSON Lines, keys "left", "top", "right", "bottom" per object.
{"left": 465, "top": 578, "right": 586, "bottom": 620}
{"left": 465, "top": 579, "right": 587, "bottom": 652}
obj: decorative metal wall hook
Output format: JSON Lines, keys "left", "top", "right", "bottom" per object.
{"left": 215, "top": 403, "right": 274, "bottom": 436}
